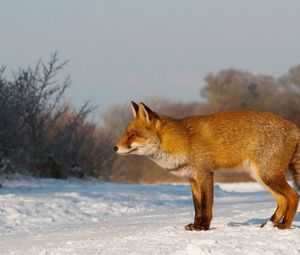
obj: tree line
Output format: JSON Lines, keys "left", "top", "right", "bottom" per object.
{"left": 1, "top": 54, "right": 300, "bottom": 183}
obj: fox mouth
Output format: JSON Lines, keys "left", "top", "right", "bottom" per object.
{"left": 117, "top": 147, "right": 138, "bottom": 155}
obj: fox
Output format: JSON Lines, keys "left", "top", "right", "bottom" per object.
{"left": 114, "top": 101, "right": 300, "bottom": 231}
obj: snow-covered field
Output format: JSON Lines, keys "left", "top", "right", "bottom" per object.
{"left": 0, "top": 176, "right": 299, "bottom": 255}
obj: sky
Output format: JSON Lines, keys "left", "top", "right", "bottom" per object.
{"left": 0, "top": 0, "right": 300, "bottom": 112}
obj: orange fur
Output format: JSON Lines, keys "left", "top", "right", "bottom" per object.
{"left": 115, "top": 102, "right": 300, "bottom": 230}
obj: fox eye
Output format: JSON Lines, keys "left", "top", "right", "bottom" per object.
{"left": 128, "top": 132, "right": 138, "bottom": 138}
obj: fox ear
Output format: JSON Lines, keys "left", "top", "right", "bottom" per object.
{"left": 138, "top": 102, "right": 155, "bottom": 123}
{"left": 130, "top": 101, "right": 139, "bottom": 118}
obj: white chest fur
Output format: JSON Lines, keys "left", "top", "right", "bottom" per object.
{"left": 149, "top": 151, "right": 191, "bottom": 177}
{"left": 150, "top": 150, "right": 185, "bottom": 169}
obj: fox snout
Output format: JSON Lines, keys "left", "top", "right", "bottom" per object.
{"left": 113, "top": 145, "right": 132, "bottom": 152}
{"left": 114, "top": 142, "right": 138, "bottom": 155}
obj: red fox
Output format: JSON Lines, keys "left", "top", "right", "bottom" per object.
{"left": 114, "top": 101, "right": 300, "bottom": 230}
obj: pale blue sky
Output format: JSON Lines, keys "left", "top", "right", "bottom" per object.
{"left": 0, "top": 0, "right": 300, "bottom": 111}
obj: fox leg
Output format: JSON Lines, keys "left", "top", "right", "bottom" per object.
{"left": 260, "top": 189, "right": 287, "bottom": 227}
{"left": 185, "top": 172, "right": 214, "bottom": 231}
{"left": 261, "top": 175, "right": 298, "bottom": 229}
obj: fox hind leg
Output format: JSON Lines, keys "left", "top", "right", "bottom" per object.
{"left": 262, "top": 190, "right": 287, "bottom": 227}
{"left": 260, "top": 175, "right": 298, "bottom": 229}
{"left": 260, "top": 181, "right": 287, "bottom": 227}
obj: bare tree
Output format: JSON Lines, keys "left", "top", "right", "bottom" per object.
{"left": 0, "top": 53, "right": 96, "bottom": 179}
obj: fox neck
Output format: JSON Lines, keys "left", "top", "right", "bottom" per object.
{"left": 148, "top": 117, "right": 189, "bottom": 171}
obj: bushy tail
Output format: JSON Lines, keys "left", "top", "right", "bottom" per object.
{"left": 290, "top": 133, "right": 300, "bottom": 191}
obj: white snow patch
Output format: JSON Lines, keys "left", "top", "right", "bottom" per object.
{"left": 0, "top": 176, "right": 299, "bottom": 254}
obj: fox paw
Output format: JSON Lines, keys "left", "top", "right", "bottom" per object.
{"left": 185, "top": 223, "right": 208, "bottom": 231}
{"left": 274, "top": 223, "right": 291, "bottom": 229}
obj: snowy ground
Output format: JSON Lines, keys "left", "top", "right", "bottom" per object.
{"left": 0, "top": 176, "right": 299, "bottom": 255}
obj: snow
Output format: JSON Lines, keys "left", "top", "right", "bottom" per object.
{"left": 0, "top": 176, "right": 299, "bottom": 255}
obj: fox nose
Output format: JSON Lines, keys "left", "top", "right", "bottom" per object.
{"left": 113, "top": 146, "right": 118, "bottom": 152}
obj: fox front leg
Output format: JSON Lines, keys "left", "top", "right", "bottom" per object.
{"left": 185, "top": 173, "right": 214, "bottom": 231}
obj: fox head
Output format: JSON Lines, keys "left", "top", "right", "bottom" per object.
{"left": 114, "top": 101, "right": 161, "bottom": 156}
